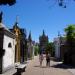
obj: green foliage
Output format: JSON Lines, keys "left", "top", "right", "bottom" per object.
{"left": 34, "top": 45, "right": 39, "bottom": 56}
{"left": 0, "top": 0, "right": 16, "bottom": 6}
{"left": 65, "top": 25, "right": 75, "bottom": 45}
{"left": 65, "top": 25, "right": 75, "bottom": 38}
{"left": 46, "top": 43, "right": 51, "bottom": 53}
{"left": 46, "top": 42, "right": 55, "bottom": 56}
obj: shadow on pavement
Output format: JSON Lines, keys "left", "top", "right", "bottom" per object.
{"left": 34, "top": 65, "right": 40, "bottom": 67}
{"left": 51, "top": 63, "right": 74, "bottom": 69}
{"left": 34, "top": 65, "right": 47, "bottom": 68}
{"left": 41, "top": 66, "right": 47, "bottom": 68}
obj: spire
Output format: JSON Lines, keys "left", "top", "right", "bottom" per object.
{"left": 58, "top": 31, "right": 62, "bottom": 44}
{"left": 0, "top": 11, "right": 3, "bottom": 23}
{"left": 15, "top": 16, "right": 19, "bottom": 26}
{"left": 58, "top": 31, "right": 61, "bottom": 37}
{"left": 13, "top": 16, "right": 19, "bottom": 29}
{"left": 28, "top": 31, "right": 32, "bottom": 42}
{"left": 43, "top": 30, "right": 45, "bottom": 36}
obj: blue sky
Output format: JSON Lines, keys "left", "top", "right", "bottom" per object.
{"left": 0, "top": 0, "right": 75, "bottom": 42}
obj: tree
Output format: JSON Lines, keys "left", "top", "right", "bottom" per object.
{"left": 65, "top": 25, "right": 75, "bottom": 46}
{"left": 46, "top": 42, "right": 55, "bottom": 56}
{"left": 34, "top": 45, "right": 39, "bottom": 56}
{"left": 47, "top": 0, "right": 75, "bottom": 8}
{"left": 0, "top": 0, "right": 16, "bottom": 6}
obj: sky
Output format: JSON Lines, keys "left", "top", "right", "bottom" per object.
{"left": 0, "top": 0, "right": 75, "bottom": 42}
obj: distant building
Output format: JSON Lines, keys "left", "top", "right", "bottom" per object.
{"left": 54, "top": 36, "right": 66, "bottom": 60}
{"left": 0, "top": 12, "right": 16, "bottom": 74}
{"left": 27, "top": 31, "right": 34, "bottom": 59}
{"left": 39, "top": 30, "right": 48, "bottom": 54}
{"left": 54, "top": 37, "right": 60, "bottom": 59}
{"left": 54, "top": 33, "right": 75, "bottom": 66}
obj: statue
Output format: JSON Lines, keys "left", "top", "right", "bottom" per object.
{"left": 0, "top": 11, "right": 3, "bottom": 23}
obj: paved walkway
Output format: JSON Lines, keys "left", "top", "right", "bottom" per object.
{"left": 22, "top": 56, "right": 73, "bottom": 75}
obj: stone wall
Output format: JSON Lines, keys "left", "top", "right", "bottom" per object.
{"left": 3, "top": 35, "right": 15, "bottom": 72}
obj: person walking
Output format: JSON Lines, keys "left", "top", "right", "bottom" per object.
{"left": 39, "top": 52, "right": 44, "bottom": 67}
{"left": 46, "top": 52, "right": 51, "bottom": 67}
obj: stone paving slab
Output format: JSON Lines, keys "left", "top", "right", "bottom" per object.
{"left": 0, "top": 56, "right": 75, "bottom": 75}
{"left": 0, "top": 67, "right": 17, "bottom": 75}
{"left": 68, "top": 69, "right": 75, "bottom": 75}
{"left": 22, "top": 56, "right": 73, "bottom": 75}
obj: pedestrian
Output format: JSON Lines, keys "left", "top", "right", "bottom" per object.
{"left": 46, "top": 52, "right": 51, "bottom": 67}
{"left": 39, "top": 51, "right": 44, "bottom": 67}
